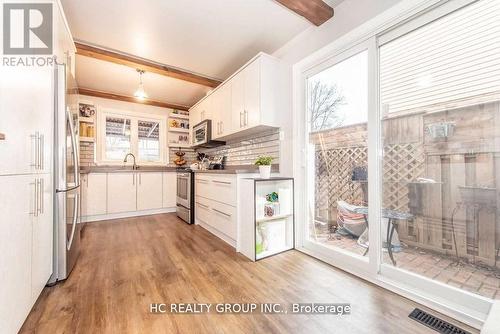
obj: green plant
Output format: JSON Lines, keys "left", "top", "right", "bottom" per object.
{"left": 254, "top": 156, "right": 273, "bottom": 166}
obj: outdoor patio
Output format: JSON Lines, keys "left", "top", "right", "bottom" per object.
{"left": 314, "top": 225, "right": 500, "bottom": 300}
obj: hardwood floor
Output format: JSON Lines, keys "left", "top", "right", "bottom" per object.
{"left": 20, "top": 213, "right": 477, "bottom": 334}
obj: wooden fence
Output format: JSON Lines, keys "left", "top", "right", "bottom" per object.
{"left": 312, "top": 101, "right": 500, "bottom": 268}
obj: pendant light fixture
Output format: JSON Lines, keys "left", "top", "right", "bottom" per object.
{"left": 134, "top": 69, "right": 148, "bottom": 100}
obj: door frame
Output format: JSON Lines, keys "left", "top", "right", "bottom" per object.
{"left": 292, "top": 0, "right": 492, "bottom": 329}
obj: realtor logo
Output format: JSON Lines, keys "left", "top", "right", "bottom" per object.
{"left": 3, "top": 3, "right": 53, "bottom": 55}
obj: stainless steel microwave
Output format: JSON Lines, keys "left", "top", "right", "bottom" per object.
{"left": 192, "top": 119, "right": 225, "bottom": 148}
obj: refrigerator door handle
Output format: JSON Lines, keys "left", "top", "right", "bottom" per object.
{"left": 67, "top": 192, "right": 79, "bottom": 251}
{"left": 66, "top": 108, "right": 80, "bottom": 187}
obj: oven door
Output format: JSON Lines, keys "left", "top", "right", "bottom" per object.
{"left": 176, "top": 172, "right": 191, "bottom": 209}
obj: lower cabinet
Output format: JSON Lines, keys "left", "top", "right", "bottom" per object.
{"left": 194, "top": 174, "right": 237, "bottom": 244}
{"left": 137, "top": 172, "right": 163, "bottom": 211}
{"left": 81, "top": 173, "right": 107, "bottom": 217}
{"left": 107, "top": 172, "right": 137, "bottom": 214}
{"left": 81, "top": 171, "right": 177, "bottom": 219}
{"left": 162, "top": 172, "right": 177, "bottom": 208}
{"left": 0, "top": 173, "right": 53, "bottom": 334}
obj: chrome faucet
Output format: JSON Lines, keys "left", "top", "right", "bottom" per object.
{"left": 123, "top": 153, "right": 138, "bottom": 170}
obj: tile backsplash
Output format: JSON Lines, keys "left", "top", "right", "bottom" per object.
{"left": 197, "top": 129, "right": 280, "bottom": 166}
{"left": 80, "top": 142, "right": 95, "bottom": 166}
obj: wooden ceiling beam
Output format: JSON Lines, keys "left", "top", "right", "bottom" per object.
{"left": 275, "top": 0, "right": 334, "bottom": 26}
{"left": 75, "top": 42, "right": 222, "bottom": 88}
{"left": 78, "top": 88, "right": 190, "bottom": 111}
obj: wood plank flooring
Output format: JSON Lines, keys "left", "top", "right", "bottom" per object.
{"left": 20, "top": 213, "right": 477, "bottom": 333}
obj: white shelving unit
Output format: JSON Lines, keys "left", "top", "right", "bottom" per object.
{"left": 239, "top": 177, "right": 294, "bottom": 261}
{"left": 168, "top": 127, "right": 189, "bottom": 133}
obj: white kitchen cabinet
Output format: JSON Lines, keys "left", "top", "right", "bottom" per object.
{"left": 212, "top": 83, "right": 232, "bottom": 139}
{"left": 0, "top": 173, "right": 53, "bottom": 333}
{"left": 107, "top": 172, "right": 137, "bottom": 214}
{"left": 189, "top": 53, "right": 283, "bottom": 141}
{"left": 31, "top": 173, "right": 53, "bottom": 301}
{"left": 194, "top": 173, "right": 238, "bottom": 245}
{"left": 137, "top": 172, "right": 163, "bottom": 211}
{"left": 0, "top": 66, "right": 53, "bottom": 176}
{"left": 0, "top": 175, "right": 34, "bottom": 334}
{"left": 162, "top": 172, "right": 177, "bottom": 208}
{"left": 81, "top": 173, "right": 107, "bottom": 217}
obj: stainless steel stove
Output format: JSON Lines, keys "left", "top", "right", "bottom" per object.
{"left": 176, "top": 167, "right": 194, "bottom": 224}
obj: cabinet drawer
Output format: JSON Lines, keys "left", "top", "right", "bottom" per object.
{"left": 195, "top": 174, "right": 236, "bottom": 206}
{"left": 195, "top": 177, "right": 212, "bottom": 199}
{"left": 210, "top": 200, "right": 236, "bottom": 239}
{"left": 195, "top": 196, "right": 211, "bottom": 225}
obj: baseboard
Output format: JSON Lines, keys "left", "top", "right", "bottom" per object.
{"left": 195, "top": 219, "right": 236, "bottom": 248}
{"left": 81, "top": 207, "right": 176, "bottom": 222}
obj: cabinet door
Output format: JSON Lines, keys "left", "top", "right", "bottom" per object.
{"left": 210, "top": 90, "right": 222, "bottom": 138}
{"left": 0, "top": 66, "right": 52, "bottom": 176}
{"left": 163, "top": 172, "right": 177, "bottom": 208}
{"left": 243, "top": 59, "right": 261, "bottom": 128}
{"left": 218, "top": 84, "right": 232, "bottom": 137}
{"left": 107, "top": 173, "right": 137, "bottom": 214}
{"left": 0, "top": 175, "right": 34, "bottom": 334}
{"left": 199, "top": 95, "right": 212, "bottom": 122}
{"left": 81, "top": 173, "right": 107, "bottom": 217}
{"left": 231, "top": 74, "right": 245, "bottom": 131}
{"left": 137, "top": 172, "right": 163, "bottom": 211}
{"left": 32, "top": 173, "right": 53, "bottom": 302}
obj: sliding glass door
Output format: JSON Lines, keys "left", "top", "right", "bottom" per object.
{"left": 296, "top": 0, "right": 498, "bottom": 324}
{"left": 378, "top": 0, "right": 500, "bottom": 304}
{"left": 303, "top": 42, "right": 372, "bottom": 271}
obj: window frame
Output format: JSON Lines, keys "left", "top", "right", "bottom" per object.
{"left": 97, "top": 107, "right": 168, "bottom": 165}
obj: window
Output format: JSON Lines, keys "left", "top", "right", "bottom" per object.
{"left": 105, "top": 117, "right": 131, "bottom": 160}
{"left": 308, "top": 51, "right": 368, "bottom": 132}
{"left": 138, "top": 120, "right": 160, "bottom": 162}
{"left": 99, "top": 111, "right": 166, "bottom": 164}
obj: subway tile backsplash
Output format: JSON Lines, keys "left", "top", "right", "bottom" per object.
{"left": 196, "top": 129, "right": 280, "bottom": 166}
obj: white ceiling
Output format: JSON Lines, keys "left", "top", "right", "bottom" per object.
{"left": 61, "top": 0, "right": 340, "bottom": 107}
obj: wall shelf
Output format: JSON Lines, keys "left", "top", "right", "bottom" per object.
{"left": 79, "top": 117, "right": 94, "bottom": 124}
{"left": 80, "top": 137, "right": 95, "bottom": 142}
{"left": 169, "top": 127, "right": 189, "bottom": 133}
{"left": 169, "top": 113, "right": 189, "bottom": 120}
{"left": 168, "top": 143, "right": 191, "bottom": 148}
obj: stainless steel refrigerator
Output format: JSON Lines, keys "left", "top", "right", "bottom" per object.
{"left": 49, "top": 62, "right": 81, "bottom": 284}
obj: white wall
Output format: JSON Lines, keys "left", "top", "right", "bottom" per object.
{"left": 272, "top": 0, "right": 402, "bottom": 177}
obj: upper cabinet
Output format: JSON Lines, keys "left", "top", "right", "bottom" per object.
{"left": 189, "top": 53, "right": 284, "bottom": 141}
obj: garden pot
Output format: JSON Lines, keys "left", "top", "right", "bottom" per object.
{"left": 259, "top": 165, "right": 271, "bottom": 179}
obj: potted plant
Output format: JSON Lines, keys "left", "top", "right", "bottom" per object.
{"left": 255, "top": 156, "right": 273, "bottom": 179}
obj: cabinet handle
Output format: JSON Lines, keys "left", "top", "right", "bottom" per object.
{"left": 213, "top": 208, "right": 231, "bottom": 217}
{"left": 220, "top": 121, "right": 223, "bottom": 134}
{"left": 197, "top": 179, "right": 209, "bottom": 184}
{"left": 244, "top": 110, "right": 248, "bottom": 126}
{"left": 139, "top": 173, "right": 142, "bottom": 185}
{"left": 38, "top": 178, "right": 44, "bottom": 214}
{"left": 30, "top": 180, "right": 38, "bottom": 216}
{"left": 212, "top": 180, "right": 231, "bottom": 185}
{"left": 39, "top": 134, "right": 44, "bottom": 170}
{"left": 239, "top": 112, "right": 243, "bottom": 127}
{"left": 30, "top": 133, "right": 38, "bottom": 169}
{"left": 133, "top": 173, "right": 135, "bottom": 185}
{"left": 196, "top": 202, "right": 209, "bottom": 209}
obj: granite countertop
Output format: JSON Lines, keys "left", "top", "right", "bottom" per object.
{"left": 80, "top": 165, "right": 178, "bottom": 174}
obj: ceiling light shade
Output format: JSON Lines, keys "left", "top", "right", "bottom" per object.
{"left": 134, "top": 69, "right": 148, "bottom": 99}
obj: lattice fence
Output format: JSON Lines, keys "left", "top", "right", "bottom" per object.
{"left": 314, "top": 143, "right": 424, "bottom": 221}
{"left": 382, "top": 143, "right": 425, "bottom": 212}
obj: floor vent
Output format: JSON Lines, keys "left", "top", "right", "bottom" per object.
{"left": 408, "top": 308, "right": 470, "bottom": 334}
